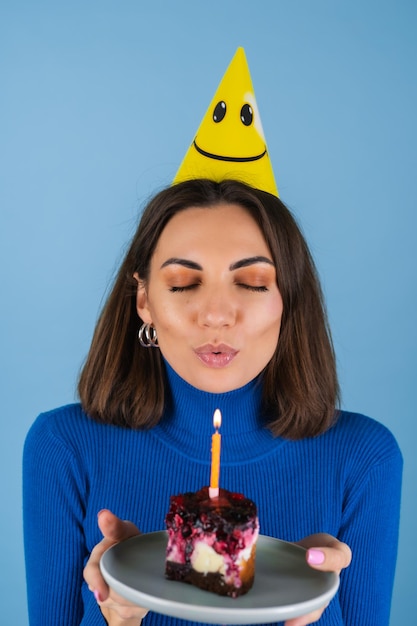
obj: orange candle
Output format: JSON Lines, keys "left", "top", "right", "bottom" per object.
{"left": 209, "top": 409, "right": 222, "bottom": 499}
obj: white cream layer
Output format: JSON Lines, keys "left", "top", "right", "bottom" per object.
{"left": 190, "top": 541, "right": 226, "bottom": 575}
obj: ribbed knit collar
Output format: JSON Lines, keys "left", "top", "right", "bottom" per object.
{"left": 152, "top": 360, "right": 284, "bottom": 463}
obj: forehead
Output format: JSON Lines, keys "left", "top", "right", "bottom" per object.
{"left": 154, "top": 202, "right": 269, "bottom": 257}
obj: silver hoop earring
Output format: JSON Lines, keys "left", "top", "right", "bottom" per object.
{"left": 138, "top": 323, "right": 159, "bottom": 348}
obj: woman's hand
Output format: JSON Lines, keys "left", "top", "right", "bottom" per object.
{"left": 284, "top": 533, "right": 352, "bottom": 626}
{"left": 84, "top": 509, "right": 149, "bottom": 625}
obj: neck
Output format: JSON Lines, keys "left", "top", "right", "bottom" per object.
{"left": 152, "top": 360, "right": 278, "bottom": 463}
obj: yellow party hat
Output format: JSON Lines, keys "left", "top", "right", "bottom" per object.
{"left": 174, "top": 47, "right": 278, "bottom": 197}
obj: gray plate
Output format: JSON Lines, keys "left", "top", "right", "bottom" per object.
{"left": 100, "top": 531, "right": 339, "bottom": 624}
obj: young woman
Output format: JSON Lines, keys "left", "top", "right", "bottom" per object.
{"left": 23, "top": 179, "right": 402, "bottom": 626}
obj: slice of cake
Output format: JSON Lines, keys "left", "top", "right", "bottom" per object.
{"left": 165, "top": 486, "right": 259, "bottom": 597}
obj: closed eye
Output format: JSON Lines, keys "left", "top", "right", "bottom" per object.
{"left": 170, "top": 284, "right": 268, "bottom": 293}
{"left": 169, "top": 284, "right": 199, "bottom": 293}
{"left": 238, "top": 284, "right": 269, "bottom": 292}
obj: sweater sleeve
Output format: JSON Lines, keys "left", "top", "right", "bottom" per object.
{"left": 337, "top": 437, "right": 403, "bottom": 626}
{"left": 23, "top": 411, "right": 101, "bottom": 625}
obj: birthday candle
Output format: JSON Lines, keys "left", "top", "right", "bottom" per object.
{"left": 209, "top": 409, "right": 222, "bottom": 499}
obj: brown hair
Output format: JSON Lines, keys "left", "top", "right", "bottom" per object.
{"left": 78, "top": 179, "right": 339, "bottom": 438}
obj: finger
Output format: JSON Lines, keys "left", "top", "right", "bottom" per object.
{"left": 285, "top": 605, "right": 326, "bottom": 626}
{"left": 295, "top": 534, "right": 352, "bottom": 573}
{"left": 295, "top": 532, "right": 336, "bottom": 550}
{"left": 306, "top": 541, "right": 352, "bottom": 573}
{"left": 84, "top": 511, "right": 141, "bottom": 602}
{"left": 99, "top": 589, "right": 149, "bottom": 621}
{"left": 84, "top": 539, "right": 112, "bottom": 602}
{"left": 97, "top": 509, "right": 141, "bottom": 542}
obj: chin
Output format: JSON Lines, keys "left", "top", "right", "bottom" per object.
{"left": 190, "top": 373, "right": 253, "bottom": 394}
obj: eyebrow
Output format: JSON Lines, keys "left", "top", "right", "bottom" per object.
{"left": 160, "top": 258, "right": 202, "bottom": 270}
{"left": 229, "top": 256, "right": 274, "bottom": 270}
{"left": 160, "top": 256, "right": 274, "bottom": 271}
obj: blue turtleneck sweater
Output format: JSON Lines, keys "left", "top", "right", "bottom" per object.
{"left": 23, "top": 364, "right": 402, "bottom": 626}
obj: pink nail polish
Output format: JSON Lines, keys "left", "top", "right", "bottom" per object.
{"left": 307, "top": 548, "right": 325, "bottom": 565}
{"left": 93, "top": 589, "right": 102, "bottom": 603}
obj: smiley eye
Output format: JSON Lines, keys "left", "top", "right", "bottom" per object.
{"left": 240, "top": 103, "right": 253, "bottom": 126}
{"left": 213, "top": 101, "right": 226, "bottom": 123}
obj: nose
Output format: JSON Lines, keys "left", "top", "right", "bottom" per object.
{"left": 197, "top": 288, "right": 237, "bottom": 328}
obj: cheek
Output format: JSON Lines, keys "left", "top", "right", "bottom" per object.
{"left": 149, "top": 298, "right": 193, "bottom": 332}
{"left": 257, "top": 294, "right": 283, "bottom": 331}
{"left": 272, "top": 291, "right": 284, "bottom": 318}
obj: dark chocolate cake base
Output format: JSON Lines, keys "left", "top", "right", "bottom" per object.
{"left": 165, "top": 560, "right": 254, "bottom": 598}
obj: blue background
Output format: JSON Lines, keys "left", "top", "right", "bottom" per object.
{"left": 1, "top": 1, "right": 415, "bottom": 624}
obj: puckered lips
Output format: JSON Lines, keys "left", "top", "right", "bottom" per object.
{"left": 194, "top": 343, "right": 238, "bottom": 368}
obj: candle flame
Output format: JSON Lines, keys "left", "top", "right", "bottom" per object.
{"left": 213, "top": 408, "right": 222, "bottom": 430}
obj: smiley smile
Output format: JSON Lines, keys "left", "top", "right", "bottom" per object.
{"left": 193, "top": 140, "right": 267, "bottom": 163}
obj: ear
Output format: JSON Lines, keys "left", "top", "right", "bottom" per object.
{"left": 133, "top": 272, "right": 153, "bottom": 324}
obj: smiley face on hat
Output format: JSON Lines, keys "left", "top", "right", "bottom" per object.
{"left": 174, "top": 47, "right": 278, "bottom": 197}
